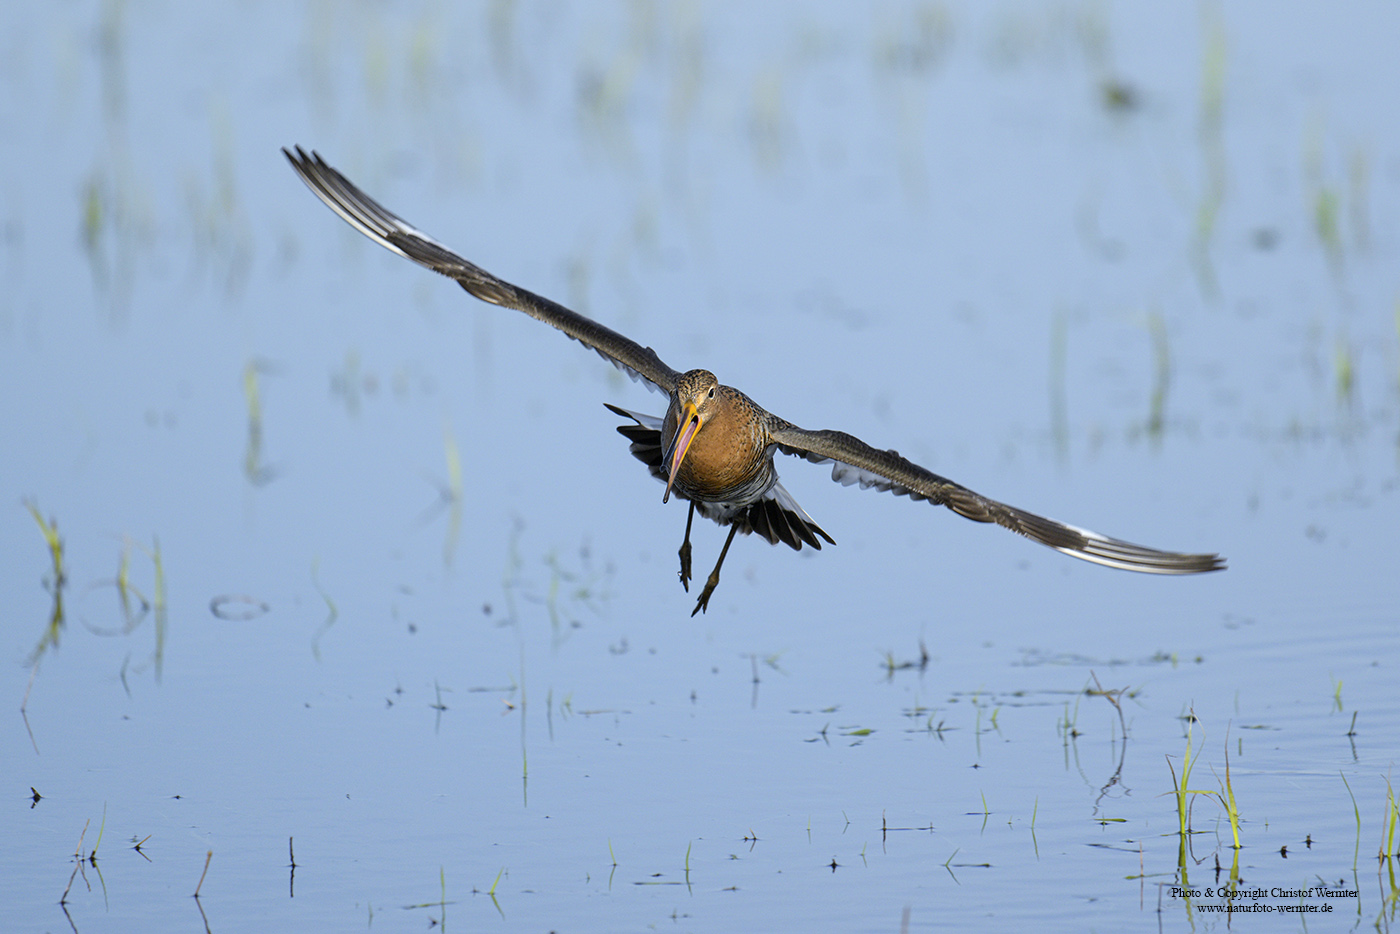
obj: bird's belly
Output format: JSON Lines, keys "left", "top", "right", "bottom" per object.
{"left": 671, "top": 455, "right": 774, "bottom": 506}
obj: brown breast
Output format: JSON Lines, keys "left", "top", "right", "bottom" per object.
{"left": 665, "top": 386, "right": 773, "bottom": 503}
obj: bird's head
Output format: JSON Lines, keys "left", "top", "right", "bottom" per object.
{"left": 662, "top": 369, "right": 720, "bottom": 503}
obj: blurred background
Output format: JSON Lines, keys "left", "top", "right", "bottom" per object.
{"left": 2, "top": 2, "right": 1397, "bottom": 931}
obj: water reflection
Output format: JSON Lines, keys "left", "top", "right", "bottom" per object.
{"left": 6, "top": 2, "right": 1400, "bottom": 932}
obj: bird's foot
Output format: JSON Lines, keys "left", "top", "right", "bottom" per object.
{"left": 677, "top": 540, "right": 692, "bottom": 593}
{"left": 690, "top": 573, "right": 720, "bottom": 617}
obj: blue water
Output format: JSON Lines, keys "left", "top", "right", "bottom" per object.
{"left": 3, "top": 2, "right": 1398, "bottom": 931}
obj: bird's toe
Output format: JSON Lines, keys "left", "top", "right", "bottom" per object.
{"left": 677, "top": 541, "right": 693, "bottom": 592}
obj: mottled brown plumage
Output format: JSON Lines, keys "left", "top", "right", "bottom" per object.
{"left": 285, "top": 146, "right": 1226, "bottom": 615}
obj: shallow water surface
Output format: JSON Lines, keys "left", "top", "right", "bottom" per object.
{"left": 3, "top": 2, "right": 1399, "bottom": 931}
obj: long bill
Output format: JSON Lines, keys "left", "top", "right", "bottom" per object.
{"left": 662, "top": 402, "right": 702, "bottom": 504}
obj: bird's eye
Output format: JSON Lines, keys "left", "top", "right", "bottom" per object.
{"left": 707, "top": 387, "right": 716, "bottom": 399}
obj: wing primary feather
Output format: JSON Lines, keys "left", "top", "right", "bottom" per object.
{"left": 770, "top": 424, "right": 1223, "bottom": 574}
{"left": 284, "top": 146, "right": 678, "bottom": 394}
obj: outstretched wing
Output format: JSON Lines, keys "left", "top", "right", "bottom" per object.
{"left": 768, "top": 423, "right": 1225, "bottom": 574}
{"left": 284, "top": 146, "right": 679, "bottom": 394}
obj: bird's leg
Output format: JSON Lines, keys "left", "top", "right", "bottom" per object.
{"left": 692, "top": 524, "right": 739, "bottom": 617}
{"left": 678, "top": 501, "right": 696, "bottom": 592}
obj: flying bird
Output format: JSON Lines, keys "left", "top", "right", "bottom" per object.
{"left": 284, "top": 146, "right": 1225, "bottom": 615}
